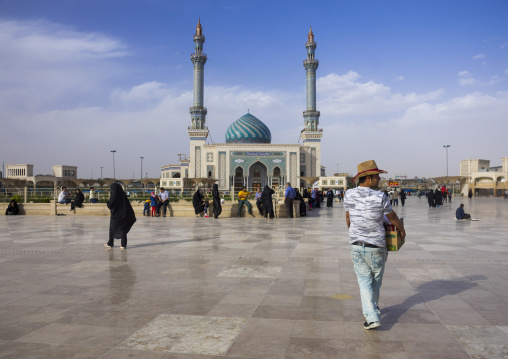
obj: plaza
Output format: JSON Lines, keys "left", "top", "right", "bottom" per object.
{"left": 0, "top": 197, "right": 508, "bottom": 358}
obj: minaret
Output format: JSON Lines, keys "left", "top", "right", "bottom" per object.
{"left": 300, "top": 27, "right": 323, "bottom": 177}
{"left": 188, "top": 19, "right": 209, "bottom": 178}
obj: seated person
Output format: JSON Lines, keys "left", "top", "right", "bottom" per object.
{"left": 58, "top": 187, "right": 72, "bottom": 204}
{"left": 5, "top": 200, "right": 19, "bottom": 215}
{"left": 70, "top": 189, "right": 84, "bottom": 211}
{"left": 456, "top": 203, "right": 471, "bottom": 220}
{"left": 89, "top": 187, "right": 98, "bottom": 203}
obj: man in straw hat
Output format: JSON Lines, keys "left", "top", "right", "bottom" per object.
{"left": 344, "top": 160, "right": 406, "bottom": 330}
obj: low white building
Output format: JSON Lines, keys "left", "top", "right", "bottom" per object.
{"left": 460, "top": 157, "right": 508, "bottom": 197}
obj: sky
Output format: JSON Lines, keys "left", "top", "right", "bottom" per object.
{"left": 1, "top": 0, "right": 507, "bottom": 179}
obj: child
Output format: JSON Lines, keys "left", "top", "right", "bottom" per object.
{"left": 143, "top": 198, "right": 151, "bottom": 216}
{"left": 203, "top": 195, "right": 210, "bottom": 217}
{"left": 150, "top": 192, "right": 157, "bottom": 217}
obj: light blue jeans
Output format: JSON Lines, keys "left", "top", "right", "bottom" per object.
{"left": 350, "top": 244, "right": 388, "bottom": 323}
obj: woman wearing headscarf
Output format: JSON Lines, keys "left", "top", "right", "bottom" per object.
{"left": 5, "top": 200, "right": 19, "bottom": 215}
{"left": 71, "top": 188, "right": 85, "bottom": 210}
{"left": 192, "top": 189, "right": 205, "bottom": 217}
{"left": 326, "top": 188, "right": 334, "bottom": 208}
{"left": 295, "top": 188, "right": 306, "bottom": 217}
{"left": 261, "top": 185, "right": 275, "bottom": 219}
{"left": 212, "top": 184, "right": 222, "bottom": 219}
{"left": 434, "top": 188, "right": 443, "bottom": 207}
{"left": 105, "top": 183, "right": 136, "bottom": 249}
{"left": 426, "top": 189, "right": 435, "bottom": 208}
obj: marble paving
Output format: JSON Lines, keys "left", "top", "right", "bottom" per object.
{"left": 0, "top": 197, "right": 507, "bottom": 358}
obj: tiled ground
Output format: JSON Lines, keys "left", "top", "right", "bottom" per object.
{"left": 0, "top": 197, "right": 507, "bottom": 358}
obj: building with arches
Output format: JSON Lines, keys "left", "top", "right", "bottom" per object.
{"left": 160, "top": 21, "right": 325, "bottom": 191}
{"left": 460, "top": 157, "right": 508, "bottom": 197}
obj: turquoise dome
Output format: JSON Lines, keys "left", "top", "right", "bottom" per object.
{"left": 225, "top": 113, "right": 271, "bottom": 144}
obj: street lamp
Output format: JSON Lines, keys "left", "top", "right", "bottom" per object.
{"left": 140, "top": 157, "right": 144, "bottom": 180}
{"left": 111, "top": 150, "right": 116, "bottom": 179}
{"left": 100, "top": 167, "right": 103, "bottom": 180}
{"left": 443, "top": 145, "right": 451, "bottom": 176}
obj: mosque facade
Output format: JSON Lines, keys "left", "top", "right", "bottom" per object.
{"left": 160, "top": 21, "right": 324, "bottom": 191}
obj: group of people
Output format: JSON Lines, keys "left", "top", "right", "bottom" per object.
{"left": 192, "top": 184, "right": 222, "bottom": 218}
{"left": 58, "top": 187, "right": 85, "bottom": 211}
{"left": 236, "top": 185, "right": 276, "bottom": 219}
{"left": 426, "top": 187, "right": 452, "bottom": 208}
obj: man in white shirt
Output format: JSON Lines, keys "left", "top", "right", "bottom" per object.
{"left": 58, "top": 187, "right": 71, "bottom": 204}
{"left": 156, "top": 187, "right": 169, "bottom": 217}
{"left": 344, "top": 160, "right": 405, "bottom": 330}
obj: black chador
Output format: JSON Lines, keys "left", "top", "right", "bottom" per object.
{"left": 326, "top": 189, "right": 334, "bottom": 208}
{"left": 434, "top": 189, "right": 443, "bottom": 206}
{"left": 427, "top": 190, "right": 435, "bottom": 208}
{"left": 192, "top": 189, "right": 204, "bottom": 215}
{"left": 107, "top": 183, "right": 136, "bottom": 248}
{"left": 261, "top": 185, "right": 275, "bottom": 219}
{"left": 212, "top": 184, "right": 222, "bottom": 219}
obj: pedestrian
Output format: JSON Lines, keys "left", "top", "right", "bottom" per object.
{"left": 392, "top": 190, "right": 399, "bottom": 206}
{"left": 310, "top": 188, "right": 317, "bottom": 210}
{"left": 284, "top": 182, "right": 296, "bottom": 218}
{"left": 427, "top": 190, "right": 435, "bottom": 208}
{"left": 326, "top": 188, "right": 334, "bottom": 208}
{"left": 468, "top": 189, "right": 473, "bottom": 199}
{"left": 255, "top": 187, "right": 264, "bottom": 215}
{"left": 261, "top": 185, "right": 275, "bottom": 219}
{"left": 344, "top": 160, "right": 405, "bottom": 330}
{"left": 212, "top": 184, "right": 222, "bottom": 219}
{"left": 143, "top": 198, "right": 151, "bottom": 216}
{"left": 400, "top": 190, "right": 406, "bottom": 207}
{"left": 192, "top": 189, "right": 205, "bottom": 217}
{"left": 105, "top": 183, "right": 136, "bottom": 249}
{"left": 434, "top": 189, "right": 443, "bottom": 207}
{"left": 504, "top": 190, "right": 507, "bottom": 200}
{"left": 295, "top": 188, "right": 306, "bottom": 217}
{"left": 150, "top": 192, "right": 157, "bottom": 217}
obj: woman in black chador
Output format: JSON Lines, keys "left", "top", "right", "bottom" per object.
{"left": 192, "top": 189, "right": 204, "bottom": 216}
{"left": 105, "top": 183, "right": 136, "bottom": 249}
{"left": 427, "top": 190, "right": 435, "bottom": 208}
{"left": 261, "top": 185, "right": 275, "bottom": 219}
{"left": 295, "top": 188, "right": 306, "bottom": 217}
{"left": 5, "top": 200, "right": 19, "bottom": 215}
{"left": 434, "top": 189, "right": 443, "bottom": 207}
{"left": 71, "top": 188, "right": 85, "bottom": 210}
{"left": 326, "top": 189, "right": 334, "bottom": 208}
{"left": 212, "top": 184, "right": 222, "bottom": 219}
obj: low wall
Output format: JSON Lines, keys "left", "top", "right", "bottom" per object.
{"left": 16, "top": 200, "right": 301, "bottom": 218}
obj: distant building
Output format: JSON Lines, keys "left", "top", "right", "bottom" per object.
{"left": 460, "top": 157, "right": 508, "bottom": 197}
{"left": 4, "top": 164, "right": 78, "bottom": 188}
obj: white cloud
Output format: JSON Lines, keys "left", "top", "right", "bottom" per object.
{"left": 472, "top": 53, "right": 485, "bottom": 60}
{"left": 317, "top": 72, "right": 442, "bottom": 117}
{"left": 395, "top": 75, "right": 404, "bottom": 81}
{"left": 458, "top": 70, "right": 471, "bottom": 77}
{"left": 457, "top": 70, "right": 477, "bottom": 86}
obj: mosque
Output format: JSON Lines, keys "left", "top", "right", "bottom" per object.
{"left": 160, "top": 21, "right": 325, "bottom": 192}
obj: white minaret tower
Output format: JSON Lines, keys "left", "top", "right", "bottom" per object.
{"left": 188, "top": 19, "right": 209, "bottom": 178}
{"left": 300, "top": 27, "right": 323, "bottom": 177}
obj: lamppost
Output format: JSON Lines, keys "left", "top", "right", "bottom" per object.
{"left": 100, "top": 167, "right": 103, "bottom": 180}
{"left": 140, "top": 157, "right": 144, "bottom": 180}
{"left": 443, "top": 145, "right": 451, "bottom": 176}
{"left": 111, "top": 150, "right": 116, "bottom": 179}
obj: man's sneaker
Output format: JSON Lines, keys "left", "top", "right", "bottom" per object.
{"left": 363, "top": 322, "right": 381, "bottom": 330}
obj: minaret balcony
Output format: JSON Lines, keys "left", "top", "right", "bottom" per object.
{"left": 303, "top": 60, "right": 319, "bottom": 69}
{"left": 189, "top": 106, "right": 208, "bottom": 115}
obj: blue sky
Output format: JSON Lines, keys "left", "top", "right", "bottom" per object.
{"left": 1, "top": 0, "right": 507, "bottom": 179}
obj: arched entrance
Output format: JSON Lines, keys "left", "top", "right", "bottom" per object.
{"left": 234, "top": 167, "right": 244, "bottom": 191}
{"left": 249, "top": 162, "right": 267, "bottom": 190}
{"left": 272, "top": 167, "right": 281, "bottom": 188}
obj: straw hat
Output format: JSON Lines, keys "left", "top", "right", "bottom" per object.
{"left": 352, "top": 160, "right": 387, "bottom": 182}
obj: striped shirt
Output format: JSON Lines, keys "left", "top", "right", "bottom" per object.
{"left": 343, "top": 187, "right": 393, "bottom": 247}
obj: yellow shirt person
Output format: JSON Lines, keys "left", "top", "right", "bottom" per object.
{"left": 237, "top": 187, "right": 253, "bottom": 216}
